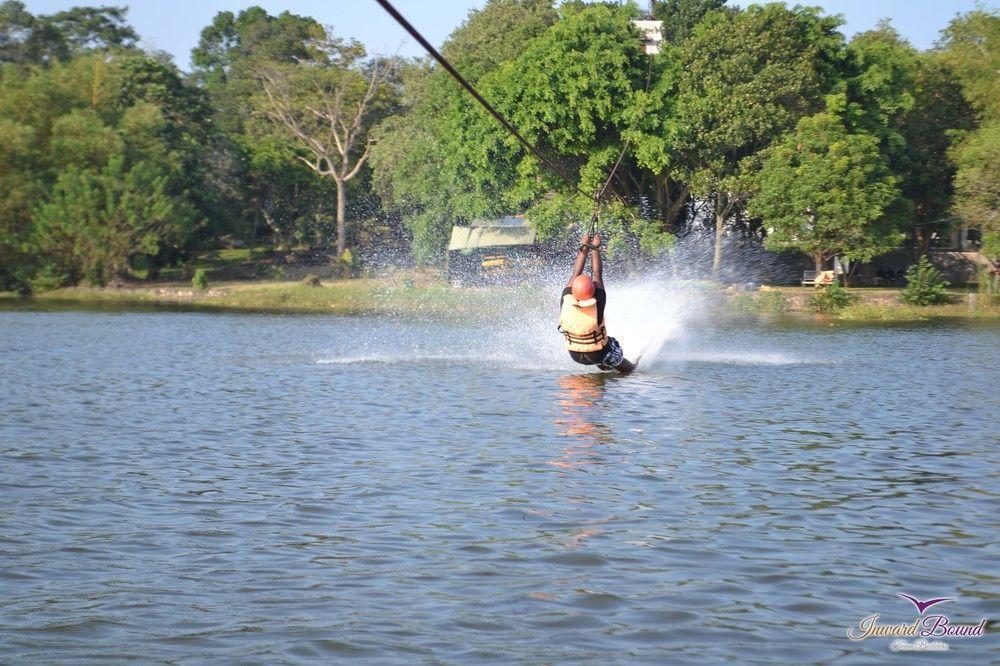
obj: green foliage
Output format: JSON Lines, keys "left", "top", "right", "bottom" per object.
{"left": 0, "top": 1, "right": 993, "bottom": 285}
{"left": 837, "top": 301, "right": 931, "bottom": 321}
{"left": 375, "top": 2, "right": 681, "bottom": 262}
{"left": 895, "top": 54, "right": 974, "bottom": 238}
{"left": 843, "top": 25, "right": 919, "bottom": 148}
{"left": 652, "top": 0, "right": 728, "bottom": 46}
{"left": 301, "top": 274, "right": 321, "bottom": 287}
{"left": 442, "top": 0, "right": 558, "bottom": 81}
{"left": 403, "top": 208, "right": 453, "bottom": 266}
{"left": 677, "top": 5, "right": 845, "bottom": 185}
{"left": 26, "top": 264, "right": 69, "bottom": 293}
{"left": 938, "top": 9, "right": 1000, "bottom": 258}
{"left": 486, "top": 3, "right": 649, "bottom": 189}
{"left": 50, "top": 108, "right": 123, "bottom": 168}
{"left": 191, "top": 7, "right": 330, "bottom": 87}
{"left": 809, "top": 282, "right": 855, "bottom": 313}
{"left": 937, "top": 9, "right": 1000, "bottom": 120}
{"left": 676, "top": 3, "right": 846, "bottom": 269}
{"left": 0, "top": 1, "right": 137, "bottom": 65}
{"left": 191, "top": 268, "right": 208, "bottom": 290}
{"left": 950, "top": 119, "right": 1000, "bottom": 258}
{"left": 0, "top": 51, "right": 217, "bottom": 289}
{"left": 200, "top": 6, "right": 397, "bottom": 258}
{"left": 750, "top": 110, "right": 903, "bottom": 268}
{"left": 33, "top": 155, "right": 194, "bottom": 285}
{"left": 372, "top": 1, "right": 558, "bottom": 263}
{"left": 756, "top": 291, "right": 788, "bottom": 312}
{"left": 0, "top": 116, "right": 40, "bottom": 288}
{"left": 901, "top": 255, "right": 949, "bottom": 305}
{"left": 731, "top": 290, "right": 787, "bottom": 313}
{"left": 526, "top": 192, "right": 592, "bottom": 241}
{"left": 191, "top": 7, "right": 346, "bottom": 254}
{"left": 977, "top": 268, "right": 998, "bottom": 303}
{"left": 371, "top": 2, "right": 981, "bottom": 271}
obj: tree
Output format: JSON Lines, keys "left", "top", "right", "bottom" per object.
{"left": 842, "top": 24, "right": 919, "bottom": 149}
{"left": 675, "top": 3, "right": 844, "bottom": 274}
{"left": 0, "top": 1, "right": 137, "bottom": 65}
{"left": 0, "top": 117, "right": 40, "bottom": 289}
{"left": 477, "top": 2, "right": 680, "bottom": 255}
{"left": 652, "top": 0, "right": 726, "bottom": 46}
{"left": 938, "top": 9, "right": 1000, "bottom": 258}
{"left": 895, "top": 55, "right": 974, "bottom": 251}
{"left": 371, "top": 0, "right": 557, "bottom": 264}
{"left": 937, "top": 9, "right": 1000, "bottom": 120}
{"left": 840, "top": 25, "right": 978, "bottom": 255}
{"left": 370, "top": 63, "right": 461, "bottom": 263}
{"left": 191, "top": 7, "right": 346, "bottom": 253}
{"left": 0, "top": 50, "right": 221, "bottom": 288}
{"left": 442, "top": 0, "right": 557, "bottom": 81}
{"left": 485, "top": 4, "right": 650, "bottom": 196}
{"left": 252, "top": 49, "right": 395, "bottom": 257}
{"left": 191, "top": 7, "right": 328, "bottom": 88}
{"left": 377, "top": 2, "right": 682, "bottom": 262}
{"left": 33, "top": 155, "right": 194, "bottom": 284}
{"left": 749, "top": 111, "right": 903, "bottom": 274}
{"left": 45, "top": 5, "right": 137, "bottom": 53}
{"left": 901, "top": 255, "right": 949, "bottom": 304}
{"left": 950, "top": 119, "right": 1000, "bottom": 258}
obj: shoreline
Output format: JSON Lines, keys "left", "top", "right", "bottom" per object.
{"left": 725, "top": 285, "right": 999, "bottom": 322}
{"left": 1, "top": 280, "right": 997, "bottom": 323}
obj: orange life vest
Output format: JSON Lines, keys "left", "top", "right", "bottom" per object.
{"left": 558, "top": 293, "right": 607, "bottom": 352}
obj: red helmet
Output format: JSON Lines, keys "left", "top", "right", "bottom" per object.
{"left": 571, "top": 274, "right": 596, "bottom": 305}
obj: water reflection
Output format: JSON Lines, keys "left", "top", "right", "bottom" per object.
{"left": 551, "top": 373, "right": 612, "bottom": 470}
{"left": 547, "top": 374, "right": 618, "bottom": 551}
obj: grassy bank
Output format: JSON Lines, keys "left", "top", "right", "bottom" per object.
{"left": 726, "top": 286, "right": 999, "bottom": 322}
{"left": 3, "top": 279, "right": 998, "bottom": 323}
{"left": 0, "top": 278, "right": 532, "bottom": 319}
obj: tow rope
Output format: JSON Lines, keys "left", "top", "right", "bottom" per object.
{"left": 373, "top": 0, "right": 654, "bottom": 240}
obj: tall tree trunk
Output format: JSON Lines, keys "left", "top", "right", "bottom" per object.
{"left": 666, "top": 185, "right": 689, "bottom": 228}
{"left": 814, "top": 252, "right": 823, "bottom": 274}
{"left": 844, "top": 260, "right": 857, "bottom": 288}
{"left": 654, "top": 175, "right": 667, "bottom": 223}
{"left": 261, "top": 210, "right": 284, "bottom": 251}
{"left": 713, "top": 192, "right": 726, "bottom": 276}
{"left": 913, "top": 226, "right": 930, "bottom": 260}
{"left": 655, "top": 175, "right": 689, "bottom": 228}
{"left": 335, "top": 178, "right": 346, "bottom": 257}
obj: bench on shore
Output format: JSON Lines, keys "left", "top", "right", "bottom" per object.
{"left": 802, "top": 270, "right": 838, "bottom": 286}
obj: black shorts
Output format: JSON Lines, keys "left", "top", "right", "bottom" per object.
{"left": 568, "top": 337, "right": 624, "bottom": 371}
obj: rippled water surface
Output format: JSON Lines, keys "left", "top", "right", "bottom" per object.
{"left": 1, "top": 308, "right": 998, "bottom": 663}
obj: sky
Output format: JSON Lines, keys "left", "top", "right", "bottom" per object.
{"left": 23, "top": 0, "right": 1000, "bottom": 72}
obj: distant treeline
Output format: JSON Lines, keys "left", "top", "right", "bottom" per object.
{"left": 0, "top": 0, "right": 996, "bottom": 291}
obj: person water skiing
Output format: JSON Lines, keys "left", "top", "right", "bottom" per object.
{"left": 558, "top": 233, "right": 636, "bottom": 374}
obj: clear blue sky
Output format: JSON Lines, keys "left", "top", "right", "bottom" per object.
{"left": 23, "top": 0, "right": 999, "bottom": 71}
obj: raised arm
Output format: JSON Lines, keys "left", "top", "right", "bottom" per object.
{"left": 591, "top": 234, "right": 603, "bottom": 289}
{"left": 567, "top": 234, "right": 591, "bottom": 287}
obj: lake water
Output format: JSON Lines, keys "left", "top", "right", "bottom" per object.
{"left": 1, "top": 298, "right": 998, "bottom": 663}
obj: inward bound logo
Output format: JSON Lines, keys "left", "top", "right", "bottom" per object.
{"left": 897, "top": 594, "right": 950, "bottom": 615}
{"left": 847, "top": 593, "right": 988, "bottom": 652}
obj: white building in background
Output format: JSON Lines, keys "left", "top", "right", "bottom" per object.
{"left": 633, "top": 20, "right": 663, "bottom": 54}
